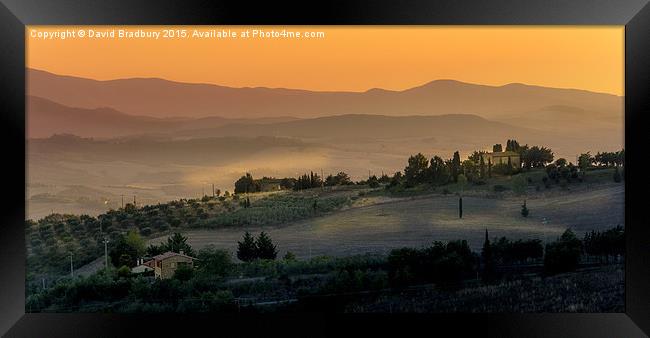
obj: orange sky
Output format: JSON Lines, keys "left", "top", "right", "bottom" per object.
{"left": 26, "top": 26, "right": 624, "bottom": 96}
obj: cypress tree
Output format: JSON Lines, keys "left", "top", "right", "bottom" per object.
{"left": 451, "top": 151, "right": 462, "bottom": 182}
{"left": 255, "top": 231, "right": 278, "bottom": 260}
{"left": 479, "top": 156, "right": 486, "bottom": 179}
{"left": 488, "top": 158, "right": 492, "bottom": 178}
{"left": 237, "top": 232, "right": 257, "bottom": 262}
{"left": 481, "top": 229, "right": 496, "bottom": 283}
{"left": 521, "top": 200, "right": 529, "bottom": 217}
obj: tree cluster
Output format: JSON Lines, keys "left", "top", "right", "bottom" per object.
{"left": 520, "top": 146, "right": 554, "bottom": 169}
{"left": 543, "top": 229, "right": 583, "bottom": 275}
{"left": 234, "top": 173, "right": 261, "bottom": 194}
{"left": 145, "top": 232, "right": 196, "bottom": 258}
{"left": 402, "top": 153, "right": 456, "bottom": 187}
{"left": 387, "top": 240, "right": 476, "bottom": 289}
{"left": 324, "top": 171, "right": 354, "bottom": 186}
{"left": 109, "top": 230, "right": 146, "bottom": 268}
{"left": 545, "top": 160, "right": 579, "bottom": 184}
{"left": 294, "top": 172, "right": 323, "bottom": 190}
{"left": 236, "top": 231, "right": 278, "bottom": 262}
{"left": 490, "top": 237, "right": 543, "bottom": 264}
{"left": 593, "top": 150, "right": 625, "bottom": 167}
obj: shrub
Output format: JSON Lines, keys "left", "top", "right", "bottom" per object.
{"left": 283, "top": 251, "right": 297, "bottom": 262}
{"left": 173, "top": 264, "right": 194, "bottom": 281}
{"left": 197, "top": 246, "right": 232, "bottom": 277}
{"left": 139, "top": 227, "right": 152, "bottom": 236}
{"left": 493, "top": 185, "right": 509, "bottom": 192}
{"left": 492, "top": 163, "right": 514, "bottom": 176}
{"left": 117, "top": 265, "right": 131, "bottom": 278}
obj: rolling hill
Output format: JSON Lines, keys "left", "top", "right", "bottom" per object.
{"left": 28, "top": 68, "right": 622, "bottom": 121}
{"left": 27, "top": 96, "right": 299, "bottom": 138}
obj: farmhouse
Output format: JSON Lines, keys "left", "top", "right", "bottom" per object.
{"left": 146, "top": 251, "right": 196, "bottom": 280}
{"left": 482, "top": 150, "right": 521, "bottom": 168}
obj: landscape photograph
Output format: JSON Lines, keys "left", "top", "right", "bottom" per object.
{"left": 25, "top": 26, "right": 625, "bottom": 313}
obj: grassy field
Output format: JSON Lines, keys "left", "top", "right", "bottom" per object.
{"left": 148, "top": 177, "right": 624, "bottom": 259}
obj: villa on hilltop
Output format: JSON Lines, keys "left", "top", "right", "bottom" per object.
{"left": 482, "top": 148, "right": 521, "bottom": 168}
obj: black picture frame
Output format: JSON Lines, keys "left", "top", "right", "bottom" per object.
{"left": 1, "top": 1, "right": 649, "bottom": 336}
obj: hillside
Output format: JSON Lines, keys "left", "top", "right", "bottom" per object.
{"left": 27, "top": 96, "right": 299, "bottom": 138}
{"left": 28, "top": 133, "right": 314, "bottom": 166}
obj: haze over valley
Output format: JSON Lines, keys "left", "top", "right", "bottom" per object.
{"left": 26, "top": 69, "right": 624, "bottom": 220}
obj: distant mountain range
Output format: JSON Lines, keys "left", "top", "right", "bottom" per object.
{"left": 27, "top": 68, "right": 622, "bottom": 121}
{"left": 28, "top": 95, "right": 543, "bottom": 145}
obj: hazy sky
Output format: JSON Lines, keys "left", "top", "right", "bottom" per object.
{"left": 27, "top": 26, "right": 624, "bottom": 96}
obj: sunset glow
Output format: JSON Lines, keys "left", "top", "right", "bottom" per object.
{"left": 27, "top": 26, "right": 624, "bottom": 95}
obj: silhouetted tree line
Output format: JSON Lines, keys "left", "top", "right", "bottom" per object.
{"left": 583, "top": 225, "right": 625, "bottom": 263}
{"left": 234, "top": 174, "right": 299, "bottom": 193}
{"left": 480, "top": 226, "right": 625, "bottom": 279}
{"left": 490, "top": 237, "right": 543, "bottom": 265}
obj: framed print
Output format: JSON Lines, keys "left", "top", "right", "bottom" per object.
{"left": 1, "top": 0, "right": 649, "bottom": 336}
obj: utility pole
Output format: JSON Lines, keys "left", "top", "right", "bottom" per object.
{"left": 133, "top": 195, "right": 136, "bottom": 207}
{"left": 70, "top": 253, "right": 74, "bottom": 278}
{"left": 212, "top": 183, "right": 215, "bottom": 197}
{"left": 103, "top": 238, "right": 110, "bottom": 269}
{"left": 121, "top": 194, "right": 124, "bottom": 209}
{"left": 321, "top": 168, "right": 324, "bottom": 190}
